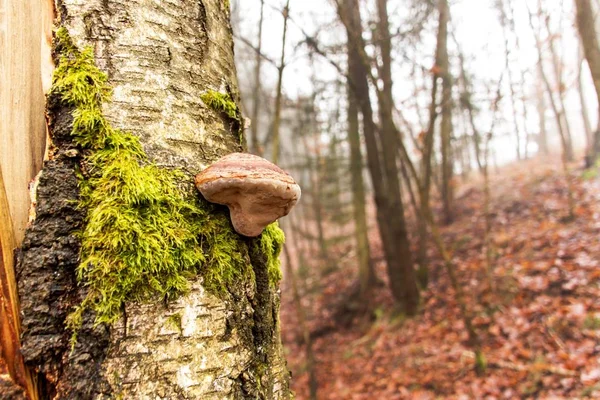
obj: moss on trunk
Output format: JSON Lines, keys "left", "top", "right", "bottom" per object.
{"left": 18, "top": 16, "right": 290, "bottom": 397}
{"left": 51, "top": 26, "right": 283, "bottom": 339}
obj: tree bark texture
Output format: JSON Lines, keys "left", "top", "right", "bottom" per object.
{"left": 16, "top": 1, "right": 291, "bottom": 399}
{"left": 575, "top": 0, "right": 600, "bottom": 158}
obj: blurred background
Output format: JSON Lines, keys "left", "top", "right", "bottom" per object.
{"left": 232, "top": 0, "right": 600, "bottom": 398}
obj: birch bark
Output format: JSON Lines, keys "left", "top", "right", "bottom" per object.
{"left": 16, "top": 1, "right": 291, "bottom": 398}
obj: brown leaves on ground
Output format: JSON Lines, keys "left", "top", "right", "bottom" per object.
{"left": 281, "top": 159, "right": 600, "bottom": 399}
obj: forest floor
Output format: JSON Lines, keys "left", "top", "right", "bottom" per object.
{"left": 281, "top": 156, "right": 600, "bottom": 399}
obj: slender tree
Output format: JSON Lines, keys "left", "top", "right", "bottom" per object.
{"left": 250, "top": 0, "right": 266, "bottom": 156}
{"left": 347, "top": 74, "right": 376, "bottom": 297}
{"left": 528, "top": 2, "right": 576, "bottom": 219}
{"left": 416, "top": 0, "right": 447, "bottom": 287}
{"left": 578, "top": 47, "right": 594, "bottom": 158}
{"left": 438, "top": 0, "right": 454, "bottom": 224}
{"left": 575, "top": 0, "right": 600, "bottom": 160}
{"left": 543, "top": 1, "right": 575, "bottom": 161}
{"left": 496, "top": 0, "right": 523, "bottom": 161}
{"left": 535, "top": 71, "right": 550, "bottom": 155}
{"left": 505, "top": 0, "right": 532, "bottom": 159}
{"left": 272, "top": 0, "right": 291, "bottom": 164}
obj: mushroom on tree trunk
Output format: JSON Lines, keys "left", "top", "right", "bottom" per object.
{"left": 195, "top": 153, "right": 301, "bottom": 237}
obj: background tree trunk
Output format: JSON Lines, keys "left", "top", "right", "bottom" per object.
{"left": 438, "top": 0, "right": 454, "bottom": 225}
{"left": 578, "top": 49, "right": 593, "bottom": 155}
{"left": 416, "top": 0, "right": 448, "bottom": 288}
{"left": 10, "top": 1, "right": 292, "bottom": 398}
{"left": 347, "top": 75, "right": 375, "bottom": 298}
{"left": 250, "top": 0, "right": 265, "bottom": 156}
{"left": 575, "top": 0, "right": 600, "bottom": 159}
{"left": 271, "top": 0, "right": 291, "bottom": 165}
{"left": 339, "top": 0, "right": 419, "bottom": 315}
{"left": 497, "top": 0, "right": 523, "bottom": 162}
{"left": 536, "top": 72, "right": 549, "bottom": 155}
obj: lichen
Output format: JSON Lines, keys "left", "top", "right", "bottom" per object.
{"left": 50, "top": 28, "right": 283, "bottom": 340}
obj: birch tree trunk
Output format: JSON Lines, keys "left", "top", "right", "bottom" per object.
{"left": 11, "top": 1, "right": 292, "bottom": 398}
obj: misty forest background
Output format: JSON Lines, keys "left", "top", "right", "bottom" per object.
{"left": 230, "top": 0, "right": 600, "bottom": 398}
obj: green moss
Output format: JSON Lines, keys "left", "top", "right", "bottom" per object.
{"left": 166, "top": 313, "right": 183, "bottom": 333}
{"left": 51, "top": 28, "right": 283, "bottom": 340}
{"left": 255, "top": 223, "right": 284, "bottom": 286}
{"left": 201, "top": 90, "right": 239, "bottom": 120}
{"left": 200, "top": 90, "right": 243, "bottom": 143}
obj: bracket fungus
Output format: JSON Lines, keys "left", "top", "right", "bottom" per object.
{"left": 195, "top": 153, "right": 301, "bottom": 237}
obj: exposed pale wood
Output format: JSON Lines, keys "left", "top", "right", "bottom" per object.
{"left": 0, "top": 0, "right": 53, "bottom": 397}
{"left": 0, "top": 0, "right": 51, "bottom": 244}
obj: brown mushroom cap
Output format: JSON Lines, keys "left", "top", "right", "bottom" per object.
{"left": 195, "top": 153, "right": 301, "bottom": 237}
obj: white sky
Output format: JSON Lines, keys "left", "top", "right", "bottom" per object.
{"left": 232, "top": 0, "right": 599, "bottom": 166}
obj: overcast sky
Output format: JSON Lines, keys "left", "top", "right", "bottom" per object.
{"left": 232, "top": 0, "right": 597, "bottom": 165}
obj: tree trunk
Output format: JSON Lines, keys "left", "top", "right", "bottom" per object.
{"left": 374, "top": 0, "right": 419, "bottom": 315}
{"left": 340, "top": 0, "right": 419, "bottom": 315}
{"left": 437, "top": 0, "right": 454, "bottom": 225}
{"left": 311, "top": 130, "right": 329, "bottom": 264}
{"left": 545, "top": 4, "right": 575, "bottom": 161}
{"left": 347, "top": 76, "right": 375, "bottom": 298}
{"left": 536, "top": 72, "right": 549, "bottom": 155}
{"left": 497, "top": 0, "right": 523, "bottom": 162}
{"left": 505, "top": 0, "right": 531, "bottom": 159}
{"left": 10, "top": 1, "right": 292, "bottom": 398}
{"left": 416, "top": 2, "right": 443, "bottom": 287}
{"left": 250, "top": 0, "right": 265, "bottom": 156}
{"left": 575, "top": 0, "right": 600, "bottom": 160}
{"left": 271, "top": 0, "right": 290, "bottom": 165}
{"left": 528, "top": 4, "right": 576, "bottom": 218}
{"left": 578, "top": 49, "right": 594, "bottom": 156}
